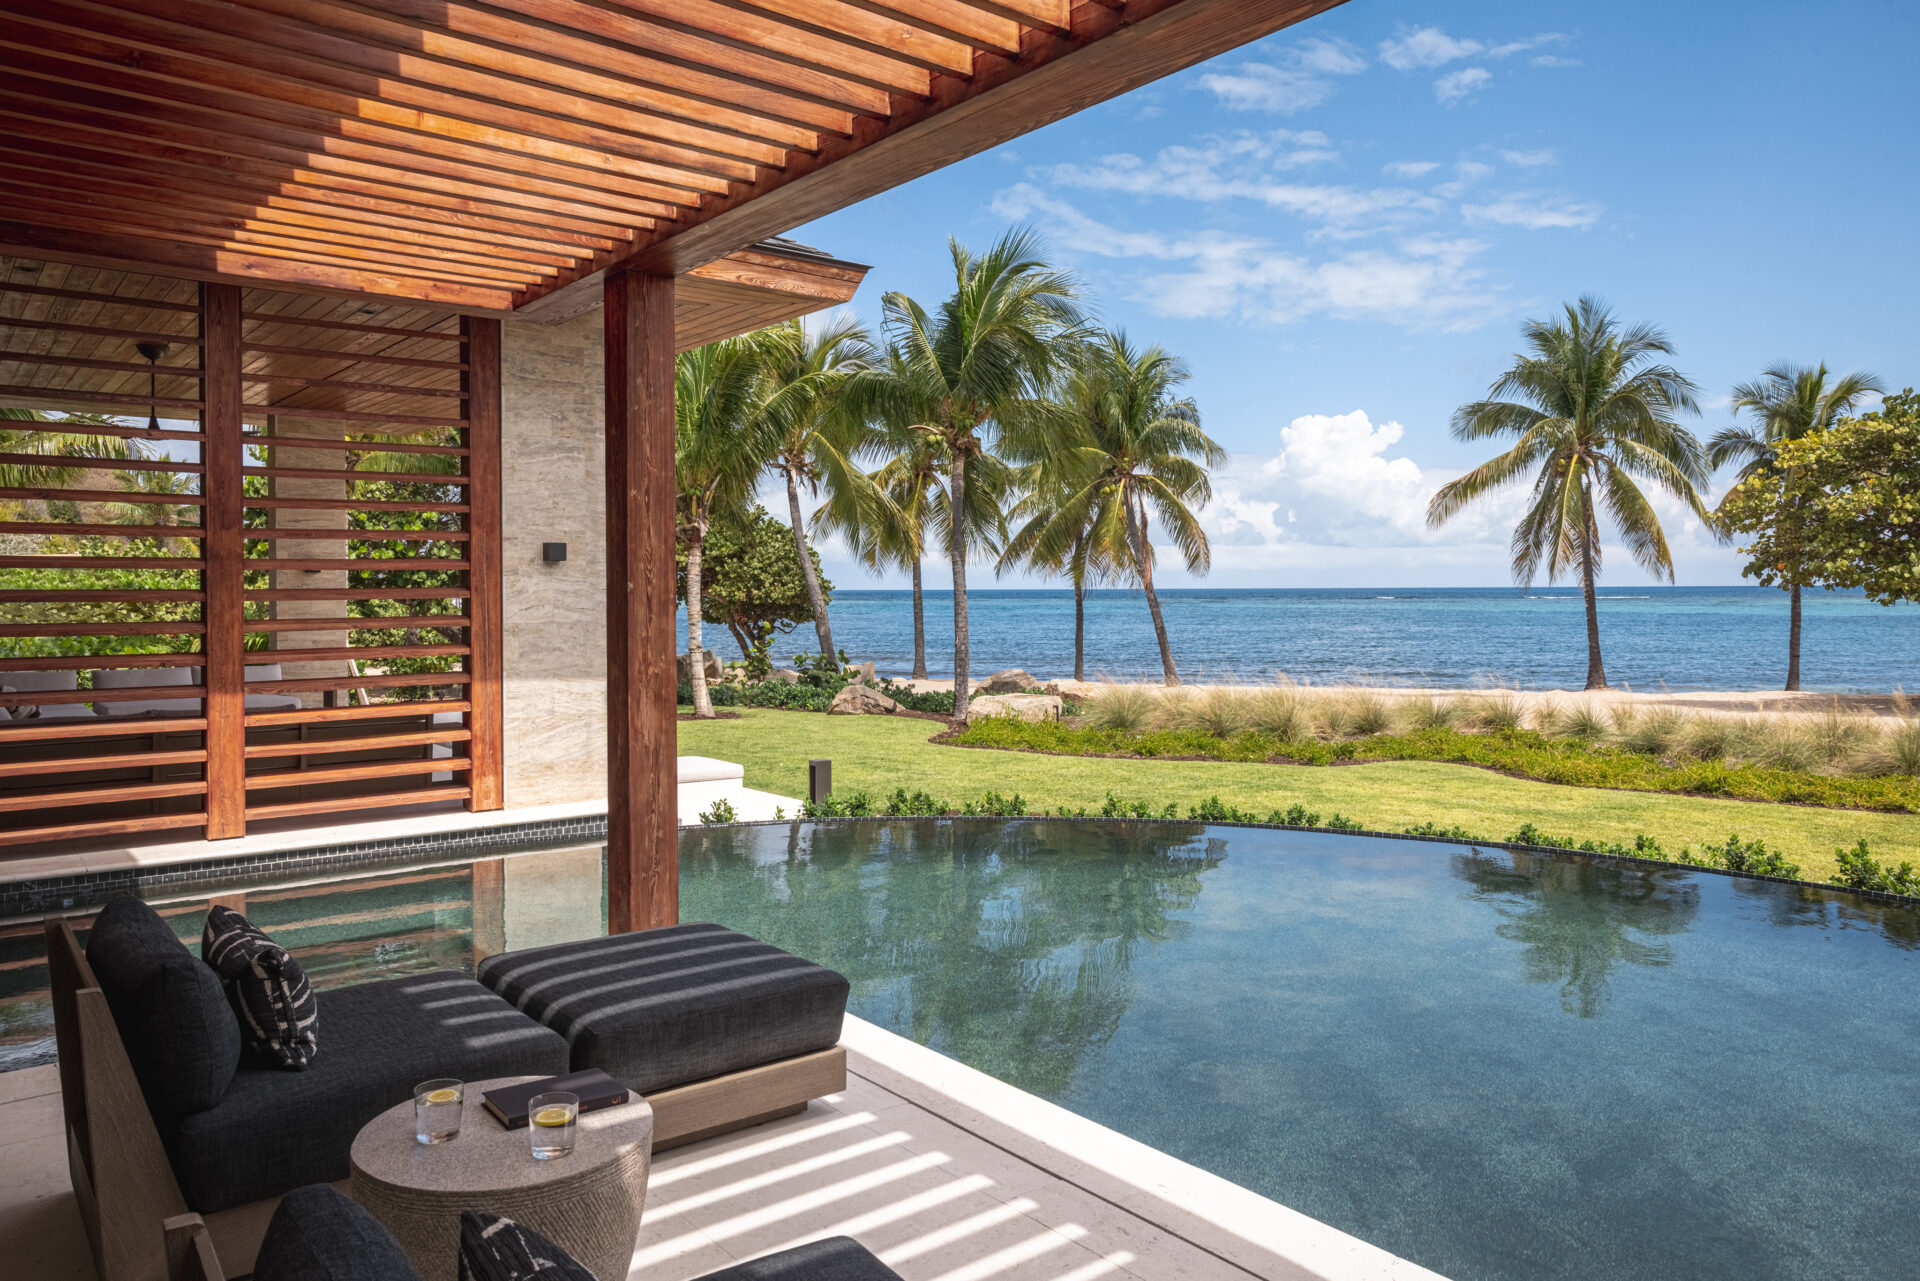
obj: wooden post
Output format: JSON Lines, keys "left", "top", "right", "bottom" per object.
{"left": 603, "top": 268, "right": 678, "bottom": 934}
{"left": 463, "top": 316, "right": 504, "bottom": 811}
{"left": 201, "top": 283, "right": 245, "bottom": 840}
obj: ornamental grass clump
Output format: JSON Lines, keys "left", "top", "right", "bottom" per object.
{"left": 1806, "top": 706, "right": 1877, "bottom": 770}
{"left": 1614, "top": 705, "right": 1689, "bottom": 757}
{"left": 1870, "top": 717, "right": 1920, "bottom": 777}
{"left": 1404, "top": 696, "right": 1463, "bottom": 732}
{"left": 1545, "top": 701, "right": 1609, "bottom": 743}
{"left": 1085, "top": 683, "right": 1158, "bottom": 732}
{"left": 1460, "top": 691, "right": 1524, "bottom": 733}
{"left": 1244, "top": 685, "right": 1307, "bottom": 740}
{"left": 1175, "top": 685, "right": 1251, "bottom": 738}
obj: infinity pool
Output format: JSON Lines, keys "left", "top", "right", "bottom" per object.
{"left": 5, "top": 820, "right": 1918, "bottom": 1280}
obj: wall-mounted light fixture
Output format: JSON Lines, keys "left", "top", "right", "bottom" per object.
{"left": 542, "top": 542, "right": 567, "bottom": 564}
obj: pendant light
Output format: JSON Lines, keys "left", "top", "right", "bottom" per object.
{"left": 135, "top": 341, "right": 168, "bottom": 432}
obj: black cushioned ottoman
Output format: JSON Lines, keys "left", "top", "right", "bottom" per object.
{"left": 475, "top": 922, "right": 850, "bottom": 1094}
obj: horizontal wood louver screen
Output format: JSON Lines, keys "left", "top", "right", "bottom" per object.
{"left": 0, "top": 257, "right": 501, "bottom": 851}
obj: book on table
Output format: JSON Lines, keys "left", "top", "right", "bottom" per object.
{"left": 482, "top": 1069, "right": 630, "bottom": 1129}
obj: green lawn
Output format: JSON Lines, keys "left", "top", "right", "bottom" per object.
{"left": 678, "top": 707, "right": 1920, "bottom": 884}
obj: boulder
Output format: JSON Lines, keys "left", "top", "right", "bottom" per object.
{"left": 979, "top": 668, "right": 1036, "bottom": 694}
{"left": 828, "top": 684, "right": 900, "bottom": 715}
{"left": 967, "top": 693, "right": 1062, "bottom": 723}
{"left": 767, "top": 668, "right": 802, "bottom": 685}
{"left": 676, "top": 651, "right": 723, "bottom": 683}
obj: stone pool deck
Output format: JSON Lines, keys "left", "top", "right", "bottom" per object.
{"left": 0, "top": 1016, "right": 1441, "bottom": 1281}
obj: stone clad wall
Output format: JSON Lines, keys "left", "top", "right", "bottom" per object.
{"left": 499, "top": 311, "right": 609, "bottom": 807}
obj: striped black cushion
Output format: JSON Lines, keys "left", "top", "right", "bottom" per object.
{"left": 201, "top": 905, "right": 319, "bottom": 1070}
{"left": 458, "top": 1211, "right": 595, "bottom": 1281}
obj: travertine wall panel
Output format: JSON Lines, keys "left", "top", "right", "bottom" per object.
{"left": 500, "top": 311, "right": 608, "bottom": 807}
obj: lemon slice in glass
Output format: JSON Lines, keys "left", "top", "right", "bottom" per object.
{"left": 423, "top": 1088, "right": 460, "bottom": 1105}
{"left": 532, "top": 1105, "right": 573, "bottom": 1127}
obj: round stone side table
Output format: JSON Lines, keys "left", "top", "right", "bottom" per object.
{"left": 350, "top": 1076, "right": 654, "bottom": 1281}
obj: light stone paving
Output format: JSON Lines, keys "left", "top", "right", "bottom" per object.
{"left": 0, "top": 1019, "right": 1443, "bottom": 1281}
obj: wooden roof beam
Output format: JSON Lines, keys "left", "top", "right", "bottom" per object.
{"left": 843, "top": 1, "right": 1024, "bottom": 53}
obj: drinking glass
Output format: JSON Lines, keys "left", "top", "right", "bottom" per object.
{"left": 528, "top": 1091, "right": 579, "bottom": 1160}
{"left": 414, "top": 1078, "right": 464, "bottom": 1145}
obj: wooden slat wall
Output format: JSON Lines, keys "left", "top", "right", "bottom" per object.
{"left": 0, "top": 256, "right": 503, "bottom": 850}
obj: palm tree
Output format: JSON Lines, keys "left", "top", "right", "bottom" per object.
{"left": 1428, "top": 296, "right": 1710, "bottom": 690}
{"left": 1711, "top": 362, "right": 1884, "bottom": 690}
{"left": 757, "top": 317, "right": 878, "bottom": 668}
{"left": 675, "top": 333, "right": 779, "bottom": 717}
{"left": 0, "top": 408, "right": 140, "bottom": 490}
{"left": 1006, "top": 334, "right": 1222, "bottom": 686}
{"left": 866, "top": 228, "right": 1084, "bottom": 719}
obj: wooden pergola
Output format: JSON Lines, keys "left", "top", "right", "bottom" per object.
{"left": 0, "top": 0, "right": 1345, "bottom": 931}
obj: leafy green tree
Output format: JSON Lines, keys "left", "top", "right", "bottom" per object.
{"left": 865, "top": 228, "right": 1084, "bottom": 718}
{"left": 1006, "top": 334, "right": 1222, "bottom": 686}
{"left": 676, "top": 332, "right": 782, "bottom": 717}
{"left": 1720, "top": 389, "right": 1920, "bottom": 607}
{"left": 1709, "top": 363, "right": 1885, "bottom": 689}
{"left": 1428, "top": 296, "right": 1710, "bottom": 690}
{"left": 756, "top": 318, "right": 877, "bottom": 667}
{"left": 676, "top": 504, "right": 830, "bottom": 677}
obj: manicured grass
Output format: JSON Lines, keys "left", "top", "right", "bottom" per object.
{"left": 677, "top": 707, "right": 1920, "bottom": 884}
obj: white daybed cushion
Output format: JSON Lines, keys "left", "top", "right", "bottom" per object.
{"left": 244, "top": 693, "right": 303, "bottom": 711}
{"left": 26, "top": 703, "right": 100, "bottom": 720}
{"left": 91, "top": 666, "right": 202, "bottom": 717}
{"left": 677, "top": 755, "right": 746, "bottom": 785}
{"left": 245, "top": 663, "right": 282, "bottom": 681}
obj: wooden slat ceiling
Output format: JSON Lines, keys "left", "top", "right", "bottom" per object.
{"left": 0, "top": 243, "right": 865, "bottom": 427}
{"left": 0, "top": 0, "right": 1343, "bottom": 316}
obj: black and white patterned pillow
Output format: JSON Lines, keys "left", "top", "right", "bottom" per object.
{"left": 200, "top": 905, "right": 318, "bottom": 1070}
{"left": 458, "top": 1211, "right": 597, "bottom": 1281}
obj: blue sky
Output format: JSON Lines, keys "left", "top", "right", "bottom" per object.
{"left": 785, "top": 0, "right": 1916, "bottom": 590}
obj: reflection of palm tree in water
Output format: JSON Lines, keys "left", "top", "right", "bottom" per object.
{"left": 1453, "top": 850, "right": 1699, "bottom": 1018}
{"left": 679, "top": 819, "right": 1223, "bottom": 1097}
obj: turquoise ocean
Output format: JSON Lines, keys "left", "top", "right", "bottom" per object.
{"left": 678, "top": 586, "right": 1917, "bottom": 693}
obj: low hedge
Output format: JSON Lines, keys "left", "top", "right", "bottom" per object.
{"left": 947, "top": 718, "right": 1920, "bottom": 814}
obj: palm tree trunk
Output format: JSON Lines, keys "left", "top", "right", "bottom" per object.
{"left": 910, "top": 553, "right": 928, "bottom": 681}
{"left": 1577, "top": 482, "right": 1607, "bottom": 691}
{"left": 685, "top": 530, "right": 714, "bottom": 718}
{"left": 1074, "top": 573, "right": 1087, "bottom": 683}
{"left": 1785, "top": 582, "right": 1802, "bottom": 692}
{"left": 1128, "top": 493, "right": 1179, "bottom": 686}
{"left": 785, "top": 462, "right": 837, "bottom": 666}
{"left": 948, "top": 448, "right": 971, "bottom": 722}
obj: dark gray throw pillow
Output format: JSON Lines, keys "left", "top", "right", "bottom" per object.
{"left": 201, "top": 905, "right": 319, "bottom": 1070}
{"left": 458, "top": 1211, "right": 597, "bottom": 1281}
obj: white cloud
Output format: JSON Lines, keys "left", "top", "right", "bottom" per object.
{"left": 991, "top": 186, "right": 1505, "bottom": 332}
{"left": 1501, "top": 148, "right": 1558, "bottom": 167}
{"left": 1432, "top": 161, "right": 1494, "bottom": 199}
{"left": 1530, "top": 54, "right": 1580, "bottom": 68}
{"left": 1462, "top": 193, "right": 1603, "bottom": 229}
{"left": 1383, "top": 160, "right": 1441, "bottom": 178}
{"left": 1198, "top": 37, "right": 1366, "bottom": 113}
{"left": 1434, "top": 67, "right": 1492, "bottom": 105}
{"left": 1379, "top": 26, "right": 1485, "bottom": 70}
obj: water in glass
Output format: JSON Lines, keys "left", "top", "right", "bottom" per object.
{"left": 413, "top": 1078, "right": 464, "bottom": 1144}
{"left": 528, "top": 1091, "right": 578, "bottom": 1160}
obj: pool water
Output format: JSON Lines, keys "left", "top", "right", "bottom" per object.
{"left": 681, "top": 820, "right": 1920, "bottom": 1281}
{"left": 5, "top": 820, "right": 1917, "bottom": 1280}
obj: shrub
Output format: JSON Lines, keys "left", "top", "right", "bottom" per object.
{"left": 800, "top": 790, "right": 877, "bottom": 817}
{"left": 1325, "top": 813, "right": 1362, "bottom": 831}
{"left": 960, "top": 790, "right": 1029, "bottom": 816}
{"left": 881, "top": 787, "right": 946, "bottom": 816}
{"left": 1832, "top": 840, "right": 1920, "bottom": 895}
{"left": 1697, "top": 834, "right": 1799, "bottom": 879}
{"left": 697, "top": 798, "right": 737, "bottom": 824}
{"left": 1403, "top": 821, "right": 1485, "bottom": 840}
{"left": 1086, "top": 684, "right": 1159, "bottom": 732}
{"left": 1278, "top": 802, "right": 1321, "bottom": 827}
{"left": 1099, "top": 790, "right": 1178, "bottom": 819}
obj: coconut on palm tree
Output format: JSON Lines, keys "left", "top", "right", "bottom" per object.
{"left": 675, "top": 333, "right": 779, "bottom": 718}
{"left": 1711, "top": 362, "right": 1884, "bottom": 690}
{"left": 866, "top": 228, "right": 1083, "bottom": 720}
{"left": 756, "top": 317, "right": 878, "bottom": 669}
{"left": 1006, "top": 333, "right": 1222, "bottom": 686}
{"left": 1428, "top": 296, "right": 1710, "bottom": 690}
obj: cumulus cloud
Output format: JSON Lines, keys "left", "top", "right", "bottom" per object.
{"left": 1434, "top": 67, "right": 1492, "bottom": 104}
{"left": 991, "top": 185, "right": 1504, "bottom": 331}
{"left": 1379, "top": 27, "right": 1487, "bottom": 71}
{"left": 1198, "top": 36, "right": 1367, "bottom": 113}
{"left": 1462, "top": 193, "right": 1603, "bottom": 229}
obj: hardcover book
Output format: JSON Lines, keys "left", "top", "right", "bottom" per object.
{"left": 482, "top": 1069, "right": 630, "bottom": 1129}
